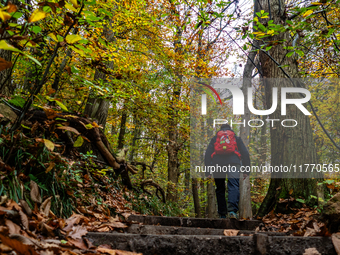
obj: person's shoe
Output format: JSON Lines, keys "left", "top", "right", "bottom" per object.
{"left": 228, "top": 211, "right": 238, "bottom": 219}
{"left": 219, "top": 214, "right": 227, "bottom": 219}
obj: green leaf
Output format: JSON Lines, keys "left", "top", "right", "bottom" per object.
{"left": 57, "top": 35, "right": 64, "bottom": 42}
{"left": 23, "top": 52, "right": 41, "bottom": 66}
{"left": 296, "top": 50, "right": 304, "bottom": 57}
{"left": 43, "top": 6, "right": 52, "bottom": 13}
{"left": 32, "top": 26, "right": 42, "bottom": 34}
{"left": 77, "top": 39, "right": 88, "bottom": 44}
{"left": 296, "top": 198, "right": 305, "bottom": 203}
{"left": 73, "top": 136, "right": 84, "bottom": 147}
{"left": 85, "top": 123, "right": 94, "bottom": 129}
{"left": 21, "top": 124, "right": 31, "bottom": 129}
{"left": 12, "top": 12, "right": 23, "bottom": 19}
{"left": 266, "top": 46, "right": 272, "bottom": 51}
{"left": 55, "top": 118, "right": 67, "bottom": 121}
{"left": 60, "top": 240, "right": 67, "bottom": 244}
{"left": 286, "top": 51, "right": 294, "bottom": 57}
{"left": 55, "top": 100, "right": 68, "bottom": 111}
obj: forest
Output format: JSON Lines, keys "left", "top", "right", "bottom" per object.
{"left": 0, "top": 0, "right": 339, "bottom": 254}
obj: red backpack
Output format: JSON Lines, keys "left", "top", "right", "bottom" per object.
{"left": 211, "top": 130, "right": 241, "bottom": 159}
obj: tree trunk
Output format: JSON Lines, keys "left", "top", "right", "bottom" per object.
{"left": 0, "top": 49, "right": 13, "bottom": 97}
{"left": 117, "top": 109, "right": 127, "bottom": 150}
{"left": 84, "top": 22, "right": 115, "bottom": 130}
{"left": 239, "top": 43, "right": 258, "bottom": 219}
{"left": 84, "top": 97, "right": 110, "bottom": 129}
{"left": 192, "top": 178, "right": 201, "bottom": 218}
{"left": 128, "top": 114, "right": 141, "bottom": 162}
{"left": 207, "top": 179, "right": 217, "bottom": 218}
{"left": 257, "top": 0, "right": 320, "bottom": 216}
{"left": 166, "top": 22, "right": 183, "bottom": 202}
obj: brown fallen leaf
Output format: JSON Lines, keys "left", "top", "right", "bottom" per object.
{"left": 332, "top": 233, "right": 340, "bottom": 255}
{"left": 313, "top": 222, "right": 321, "bottom": 233}
{"left": 63, "top": 214, "right": 88, "bottom": 232}
{"left": 19, "top": 200, "right": 32, "bottom": 217}
{"left": 0, "top": 226, "right": 9, "bottom": 235}
{"left": 40, "top": 196, "right": 53, "bottom": 217}
{"left": 304, "top": 227, "right": 316, "bottom": 237}
{"left": 30, "top": 180, "right": 42, "bottom": 203}
{"left": 6, "top": 199, "right": 21, "bottom": 211}
{"left": 57, "top": 126, "right": 80, "bottom": 135}
{"left": 83, "top": 237, "right": 96, "bottom": 249}
{"left": 39, "top": 222, "right": 55, "bottom": 237}
{"left": 67, "top": 225, "right": 87, "bottom": 240}
{"left": 97, "top": 247, "right": 142, "bottom": 255}
{"left": 18, "top": 210, "right": 29, "bottom": 229}
{"left": 0, "top": 233, "right": 39, "bottom": 255}
{"left": 39, "top": 250, "right": 55, "bottom": 255}
{"left": 66, "top": 237, "right": 87, "bottom": 250}
{"left": 5, "top": 219, "right": 21, "bottom": 235}
{"left": 98, "top": 222, "right": 127, "bottom": 229}
{"left": 303, "top": 247, "right": 321, "bottom": 255}
{"left": 0, "top": 243, "right": 12, "bottom": 252}
{"left": 95, "top": 226, "right": 110, "bottom": 232}
{"left": 223, "top": 229, "right": 239, "bottom": 236}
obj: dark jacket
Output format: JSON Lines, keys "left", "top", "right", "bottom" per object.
{"left": 204, "top": 127, "right": 250, "bottom": 176}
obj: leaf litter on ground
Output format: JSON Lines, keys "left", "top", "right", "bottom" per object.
{"left": 0, "top": 195, "right": 141, "bottom": 255}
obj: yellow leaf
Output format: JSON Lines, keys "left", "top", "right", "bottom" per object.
{"left": 267, "top": 30, "right": 275, "bottom": 35}
{"left": 66, "top": 34, "right": 82, "bottom": 44}
{"left": 311, "top": 2, "right": 323, "bottom": 5}
{"left": 45, "top": 162, "right": 55, "bottom": 173}
{"left": 70, "top": 0, "right": 79, "bottom": 8}
{"left": 55, "top": 100, "right": 68, "bottom": 111}
{"left": 73, "top": 136, "right": 84, "bottom": 147}
{"left": 0, "top": 10, "right": 11, "bottom": 22}
{"left": 65, "top": 2, "right": 77, "bottom": 12}
{"left": 29, "top": 9, "right": 47, "bottom": 23}
{"left": 43, "top": 139, "right": 55, "bottom": 151}
{"left": 302, "top": 10, "right": 313, "bottom": 18}
{"left": 261, "top": 15, "right": 269, "bottom": 18}
{"left": 0, "top": 40, "right": 20, "bottom": 52}
{"left": 70, "top": 46, "right": 85, "bottom": 56}
{"left": 48, "top": 33, "right": 58, "bottom": 42}
{"left": 85, "top": 123, "right": 94, "bottom": 129}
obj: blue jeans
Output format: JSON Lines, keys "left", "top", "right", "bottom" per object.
{"left": 214, "top": 164, "right": 240, "bottom": 215}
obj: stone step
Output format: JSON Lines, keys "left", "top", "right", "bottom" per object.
{"left": 123, "top": 224, "right": 286, "bottom": 236}
{"left": 87, "top": 232, "right": 336, "bottom": 255}
{"left": 127, "top": 215, "right": 260, "bottom": 230}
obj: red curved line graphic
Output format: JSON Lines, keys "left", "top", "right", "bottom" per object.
{"left": 202, "top": 83, "right": 223, "bottom": 105}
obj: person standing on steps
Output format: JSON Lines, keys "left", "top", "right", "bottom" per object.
{"left": 204, "top": 124, "right": 250, "bottom": 219}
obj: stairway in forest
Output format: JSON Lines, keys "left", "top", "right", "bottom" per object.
{"left": 86, "top": 215, "right": 337, "bottom": 255}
